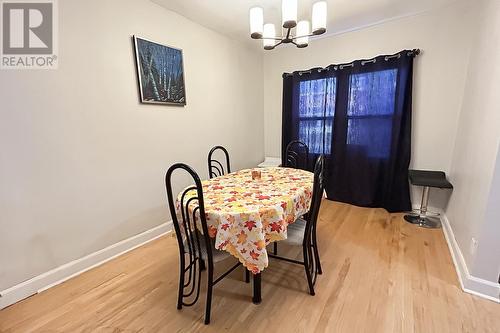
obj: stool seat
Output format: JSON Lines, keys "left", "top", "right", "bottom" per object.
{"left": 408, "top": 170, "right": 453, "bottom": 189}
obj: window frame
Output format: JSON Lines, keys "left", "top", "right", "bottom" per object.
{"left": 344, "top": 68, "right": 399, "bottom": 159}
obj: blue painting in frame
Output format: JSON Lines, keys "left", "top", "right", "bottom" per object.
{"left": 133, "top": 36, "right": 186, "bottom": 106}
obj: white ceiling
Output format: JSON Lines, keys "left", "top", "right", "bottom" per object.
{"left": 152, "top": 0, "right": 458, "bottom": 47}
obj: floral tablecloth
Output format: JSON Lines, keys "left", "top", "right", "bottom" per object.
{"left": 177, "top": 167, "right": 314, "bottom": 274}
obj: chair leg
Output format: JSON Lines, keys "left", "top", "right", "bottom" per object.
{"left": 303, "top": 244, "right": 315, "bottom": 296}
{"left": 245, "top": 268, "right": 250, "bottom": 283}
{"left": 313, "top": 244, "right": 322, "bottom": 275}
{"left": 177, "top": 257, "right": 185, "bottom": 310}
{"left": 204, "top": 266, "right": 213, "bottom": 325}
{"left": 273, "top": 242, "right": 278, "bottom": 255}
{"left": 312, "top": 227, "right": 322, "bottom": 275}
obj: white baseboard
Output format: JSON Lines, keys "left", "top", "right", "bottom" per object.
{"left": 0, "top": 222, "right": 172, "bottom": 310}
{"left": 440, "top": 213, "right": 500, "bottom": 303}
{"left": 411, "top": 204, "right": 500, "bottom": 303}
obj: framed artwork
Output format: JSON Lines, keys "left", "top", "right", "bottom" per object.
{"left": 133, "top": 36, "right": 186, "bottom": 106}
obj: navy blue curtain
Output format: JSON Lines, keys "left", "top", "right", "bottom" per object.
{"left": 282, "top": 50, "right": 415, "bottom": 212}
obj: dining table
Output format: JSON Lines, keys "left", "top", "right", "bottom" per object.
{"left": 177, "top": 166, "right": 314, "bottom": 304}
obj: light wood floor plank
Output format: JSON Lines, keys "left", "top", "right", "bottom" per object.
{"left": 1, "top": 201, "right": 499, "bottom": 332}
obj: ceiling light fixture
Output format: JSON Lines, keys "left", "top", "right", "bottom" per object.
{"left": 249, "top": 0, "right": 327, "bottom": 50}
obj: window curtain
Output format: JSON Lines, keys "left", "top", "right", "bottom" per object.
{"left": 282, "top": 50, "right": 416, "bottom": 212}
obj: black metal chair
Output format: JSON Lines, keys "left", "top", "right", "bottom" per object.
{"left": 285, "top": 140, "right": 309, "bottom": 170}
{"left": 165, "top": 163, "right": 249, "bottom": 325}
{"left": 269, "top": 155, "right": 325, "bottom": 295}
{"left": 208, "top": 146, "right": 231, "bottom": 179}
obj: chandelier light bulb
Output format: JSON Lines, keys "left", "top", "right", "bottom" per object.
{"left": 312, "top": 1, "right": 327, "bottom": 35}
{"left": 282, "top": 0, "right": 298, "bottom": 29}
{"left": 263, "top": 23, "right": 276, "bottom": 50}
{"left": 249, "top": 7, "right": 264, "bottom": 39}
{"left": 296, "top": 20, "right": 310, "bottom": 47}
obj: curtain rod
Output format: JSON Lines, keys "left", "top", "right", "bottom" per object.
{"left": 283, "top": 49, "right": 421, "bottom": 78}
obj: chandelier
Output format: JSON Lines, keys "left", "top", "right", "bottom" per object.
{"left": 249, "top": 0, "right": 327, "bottom": 50}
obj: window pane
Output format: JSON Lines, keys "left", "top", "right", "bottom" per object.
{"left": 298, "top": 77, "right": 336, "bottom": 155}
{"left": 347, "top": 69, "right": 397, "bottom": 116}
{"left": 299, "top": 119, "right": 333, "bottom": 154}
{"left": 299, "top": 77, "right": 336, "bottom": 118}
{"left": 347, "top": 117, "right": 393, "bottom": 158}
{"left": 347, "top": 69, "right": 397, "bottom": 158}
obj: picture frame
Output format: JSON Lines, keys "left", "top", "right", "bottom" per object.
{"left": 133, "top": 36, "right": 186, "bottom": 106}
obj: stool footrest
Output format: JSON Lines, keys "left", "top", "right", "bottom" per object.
{"left": 409, "top": 209, "right": 440, "bottom": 217}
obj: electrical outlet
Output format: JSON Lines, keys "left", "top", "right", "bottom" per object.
{"left": 470, "top": 237, "right": 478, "bottom": 255}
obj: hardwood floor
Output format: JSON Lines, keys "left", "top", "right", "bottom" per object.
{"left": 1, "top": 201, "right": 499, "bottom": 332}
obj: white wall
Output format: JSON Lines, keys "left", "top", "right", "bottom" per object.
{"left": 0, "top": 0, "right": 264, "bottom": 291}
{"left": 445, "top": 0, "right": 500, "bottom": 283}
{"left": 472, "top": 146, "right": 500, "bottom": 282}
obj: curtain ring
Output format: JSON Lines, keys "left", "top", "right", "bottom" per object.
{"left": 340, "top": 63, "right": 354, "bottom": 69}
{"left": 384, "top": 54, "right": 401, "bottom": 61}
{"left": 361, "top": 59, "right": 376, "bottom": 66}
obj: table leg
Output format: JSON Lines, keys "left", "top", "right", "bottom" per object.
{"left": 252, "top": 273, "right": 262, "bottom": 304}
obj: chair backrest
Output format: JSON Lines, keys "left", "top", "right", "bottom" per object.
{"left": 165, "top": 163, "right": 214, "bottom": 307}
{"left": 307, "top": 155, "right": 325, "bottom": 233}
{"left": 285, "top": 140, "right": 309, "bottom": 170}
{"left": 302, "top": 155, "right": 325, "bottom": 285}
{"left": 208, "top": 146, "right": 231, "bottom": 179}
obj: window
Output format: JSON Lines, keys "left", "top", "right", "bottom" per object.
{"left": 297, "top": 70, "right": 397, "bottom": 158}
{"left": 298, "top": 77, "right": 336, "bottom": 154}
{"left": 347, "top": 69, "right": 398, "bottom": 158}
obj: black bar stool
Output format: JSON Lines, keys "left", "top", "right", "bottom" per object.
{"left": 404, "top": 170, "right": 453, "bottom": 229}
